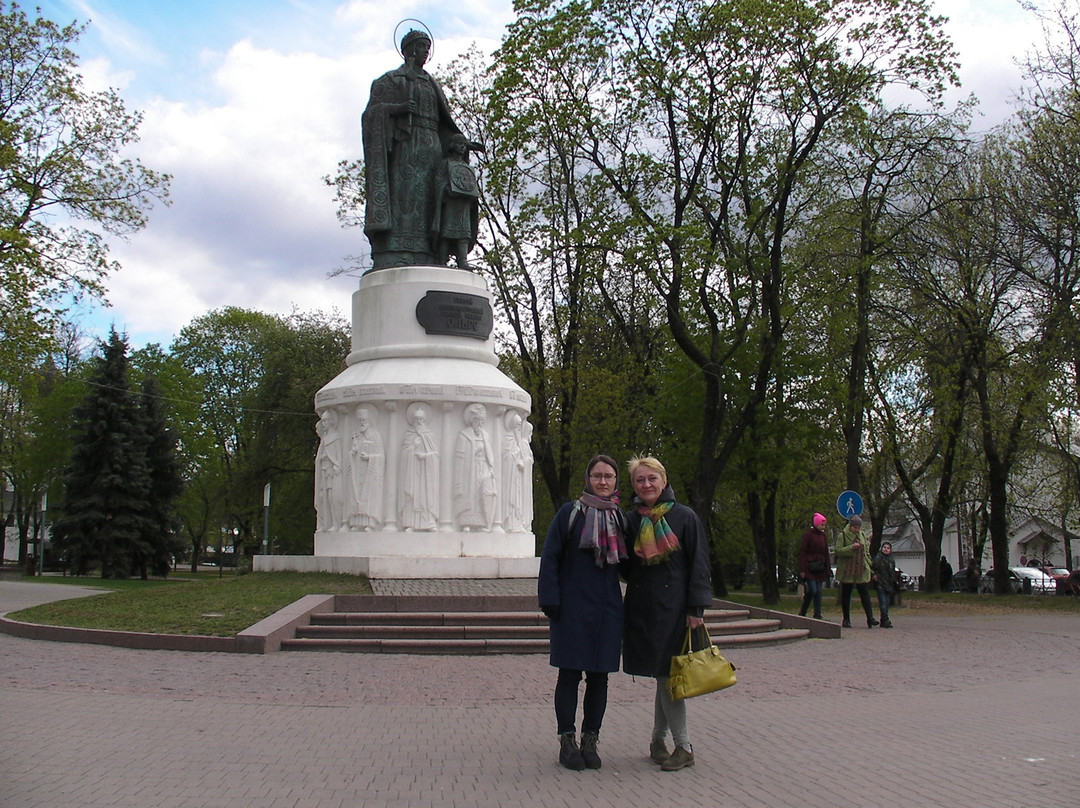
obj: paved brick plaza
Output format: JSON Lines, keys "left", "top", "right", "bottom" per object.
{"left": 1, "top": 580, "right": 1077, "bottom": 807}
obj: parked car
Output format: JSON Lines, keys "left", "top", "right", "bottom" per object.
{"left": 979, "top": 568, "right": 1036, "bottom": 594}
{"left": 950, "top": 569, "right": 977, "bottom": 592}
{"left": 1015, "top": 566, "right": 1056, "bottom": 593}
{"left": 1060, "top": 570, "right": 1080, "bottom": 596}
{"left": 1042, "top": 566, "right": 1070, "bottom": 584}
{"left": 982, "top": 566, "right": 1056, "bottom": 594}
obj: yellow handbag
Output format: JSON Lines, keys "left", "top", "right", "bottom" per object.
{"left": 668, "top": 626, "right": 737, "bottom": 701}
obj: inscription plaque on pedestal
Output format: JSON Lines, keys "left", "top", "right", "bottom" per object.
{"left": 415, "top": 291, "right": 494, "bottom": 340}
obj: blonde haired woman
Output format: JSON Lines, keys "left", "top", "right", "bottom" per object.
{"left": 621, "top": 456, "right": 712, "bottom": 772}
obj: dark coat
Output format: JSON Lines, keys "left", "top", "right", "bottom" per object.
{"left": 872, "top": 552, "right": 896, "bottom": 593}
{"left": 798, "top": 527, "right": 831, "bottom": 582}
{"left": 537, "top": 501, "right": 624, "bottom": 672}
{"left": 621, "top": 490, "right": 713, "bottom": 678}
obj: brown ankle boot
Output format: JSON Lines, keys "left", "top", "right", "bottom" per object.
{"left": 649, "top": 739, "right": 671, "bottom": 765}
{"left": 661, "top": 745, "right": 695, "bottom": 772}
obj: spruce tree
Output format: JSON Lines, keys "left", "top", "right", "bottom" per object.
{"left": 53, "top": 329, "right": 152, "bottom": 578}
{"left": 138, "top": 377, "right": 184, "bottom": 578}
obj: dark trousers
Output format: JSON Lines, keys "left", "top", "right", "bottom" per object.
{"left": 840, "top": 582, "right": 875, "bottom": 623}
{"left": 554, "top": 669, "right": 609, "bottom": 735}
{"left": 799, "top": 579, "right": 825, "bottom": 618}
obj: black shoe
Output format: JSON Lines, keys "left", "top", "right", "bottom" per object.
{"left": 813, "top": 614, "right": 823, "bottom": 620}
{"left": 842, "top": 619, "right": 851, "bottom": 628}
{"left": 881, "top": 620, "right": 893, "bottom": 628}
{"left": 559, "top": 733, "right": 585, "bottom": 771}
{"left": 580, "top": 732, "right": 602, "bottom": 769}
{"left": 868, "top": 618, "right": 879, "bottom": 627}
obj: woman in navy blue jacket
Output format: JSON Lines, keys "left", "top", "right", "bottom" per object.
{"left": 538, "top": 455, "right": 626, "bottom": 771}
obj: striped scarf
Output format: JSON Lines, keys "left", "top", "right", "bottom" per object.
{"left": 577, "top": 492, "right": 627, "bottom": 567}
{"left": 634, "top": 501, "right": 680, "bottom": 564}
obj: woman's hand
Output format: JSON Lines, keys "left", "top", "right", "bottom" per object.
{"left": 686, "top": 614, "right": 704, "bottom": 629}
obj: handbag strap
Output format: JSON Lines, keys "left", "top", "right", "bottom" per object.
{"left": 680, "top": 625, "right": 714, "bottom": 654}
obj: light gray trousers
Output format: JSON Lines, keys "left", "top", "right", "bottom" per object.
{"left": 653, "top": 677, "right": 690, "bottom": 750}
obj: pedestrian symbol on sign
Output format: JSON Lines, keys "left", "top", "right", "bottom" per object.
{"left": 836, "top": 490, "right": 863, "bottom": 518}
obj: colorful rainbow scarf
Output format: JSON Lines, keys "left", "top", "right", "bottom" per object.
{"left": 634, "top": 500, "right": 680, "bottom": 564}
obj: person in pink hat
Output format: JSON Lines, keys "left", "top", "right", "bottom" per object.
{"left": 798, "top": 513, "right": 831, "bottom": 619}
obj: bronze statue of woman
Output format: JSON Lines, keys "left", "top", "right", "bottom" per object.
{"left": 362, "top": 29, "right": 466, "bottom": 270}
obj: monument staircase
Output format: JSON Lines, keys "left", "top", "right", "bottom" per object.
{"left": 272, "top": 594, "right": 826, "bottom": 654}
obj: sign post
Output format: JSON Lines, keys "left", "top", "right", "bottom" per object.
{"left": 262, "top": 483, "right": 271, "bottom": 555}
{"left": 38, "top": 492, "right": 47, "bottom": 577}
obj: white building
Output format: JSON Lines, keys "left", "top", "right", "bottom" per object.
{"left": 878, "top": 512, "right": 1079, "bottom": 586}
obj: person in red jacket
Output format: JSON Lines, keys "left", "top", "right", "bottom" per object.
{"left": 798, "top": 512, "right": 831, "bottom": 619}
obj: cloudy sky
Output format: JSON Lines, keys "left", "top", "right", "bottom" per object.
{"left": 33, "top": 0, "right": 1046, "bottom": 350}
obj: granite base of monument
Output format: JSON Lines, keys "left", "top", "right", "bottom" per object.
{"left": 254, "top": 553, "right": 539, "bottom": 579}
{"left": 253, "top": 265, "right": 538, "bottom": 580}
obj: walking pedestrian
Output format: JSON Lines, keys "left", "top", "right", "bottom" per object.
{"left": 871, "top": 541, "right": 896, "bottom": 628}
{"left": 835, "top": 515, "right": 878, "bottom": 628}
{"left": 798, "top": 513, "right": 831, "bottom": 619}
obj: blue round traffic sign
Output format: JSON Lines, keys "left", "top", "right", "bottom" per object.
{"left": 836, "top": 490, "right": 863, "bottom": 519}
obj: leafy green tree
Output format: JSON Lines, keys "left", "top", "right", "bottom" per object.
{"left": 170, "top": 308, "right": 348, "bottom": 558}
{"left": 52, "top": 329, "right": 153, "bottom": 577}
{"left": 1, "top": 350, "right": 86, "bottom": 566}
{"left": 170, "top": 308, "right": 286, "bottom": 553}
{"left": 968, "top": 10, "right": 1080, "bottom": 588}
{"left": 1, "top": 4, "right": 168, "bottom": 561}
{"left": 893, "top": 129, "right": 1075, "bottom": 592}
{"left": 0, "top": 3, "right": 169, "bottom": 387}
{"left": 247, "top": 310, "right": 348, "bottom": 554}
{"left": 802, "top": 104, "right": 975, "bottom": 586}
{"left": 487, "top": 0, "right": 959, "bottom": 599}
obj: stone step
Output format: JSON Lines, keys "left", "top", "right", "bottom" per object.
{"left": 237, "top": 591, "right": 835, "bottom": 654}
{"left": 280, "top": 613, "right": 806, "bottom": 653}
{"left": 296, "top": 623, "right": 552, "bottom": 640}
{"left": 294, "top": 615, "right": 778, "bottom": 641}
{"left": 280, "top": 637, "right": 552, "bottom": 654}
{"left": 308, "top": 607, "right": 751, "bottom": 628}
{"left": 279, "top": 627, "right": 810, "bottom": 654}
{"left": 267, "top": 594, "right": 827, "bottom": 655}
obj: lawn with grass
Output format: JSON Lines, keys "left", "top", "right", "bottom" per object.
{"left": 7, "top": 571, "right": 373, "bottom": 637}
{"left": 7, "top": 574, "right": 1078, "bottom": 639}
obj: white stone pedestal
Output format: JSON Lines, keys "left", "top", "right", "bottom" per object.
{"left": 255, "top": 266, "right": 538, "bottom": 579}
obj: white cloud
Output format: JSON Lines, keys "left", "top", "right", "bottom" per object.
{"left": 95, "top": 3, "right": 516, "bottom": 348}
{"left": 69, "top": 0, "right": 1048, "bottom": 350}
{"left": 102, "top": 40, "right": 383, "bottom": 345}
{"left": 933, "top": 0, "right": 1045, "bottom": 128}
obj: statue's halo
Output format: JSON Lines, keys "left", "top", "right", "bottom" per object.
{"left": 394, "top": 19, "right": 434, "bottom": 58}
